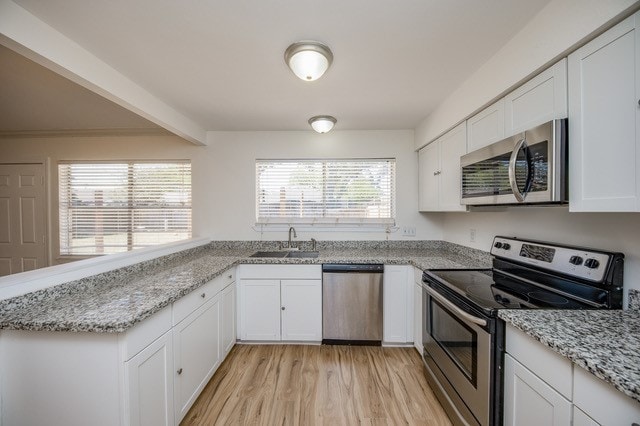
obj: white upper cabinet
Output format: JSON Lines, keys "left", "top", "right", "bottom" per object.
{"left": 568, "top": 11, "right": 640, "bottom": 212}
{"left": 467, "top": 99, "right": 505, "bottom": 151}
{"left": 418, "top": 122, "right": 467, "bottom": 212}
{"left": 418, "top": 140, "right": 439, "bottom": 211}
{"left": 504, "top": 59, "right": 568, "bottom": 137}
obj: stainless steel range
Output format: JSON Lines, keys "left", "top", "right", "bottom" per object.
{"left": 421, "top": 236, "right": 624, "bottom": 426}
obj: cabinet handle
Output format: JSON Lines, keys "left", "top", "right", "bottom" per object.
{"left": 201, "top": 293, "right": 206, "bottom": 298}
{"left": 281, "top": 306, "right": 285, "bottom": 310}
{"left": 177, "top": 368, "right": 183, "bottom": 375}
{"left": 228, "top": 274, "right": 232, "bottom": 279}
{"left": 433, "top": 171, "right": 438, "bottom": 176}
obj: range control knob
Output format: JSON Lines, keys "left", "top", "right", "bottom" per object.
{"left": 494, "top": 242, "right": 503, "bottom": 249}
{"left": 502, "top": 243, "right": 511, "bottom": 250}
{"left": 569, "top": 255, "right": 584, "bottom": 266}
{"left": 584, "top": 258, "right": 600, "bottom": 269}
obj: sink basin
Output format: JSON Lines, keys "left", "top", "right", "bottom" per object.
{"left": 285, "top": 251, "right": 320, "bottom": 258}
{"left": 249, "top": 251, "right": 289, "bottom": 258}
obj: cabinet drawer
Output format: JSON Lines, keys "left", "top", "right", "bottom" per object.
{"left": 573, "top": 365, "right": 640, "bottom": 426}
{"left": 239, "top": 264, "right": 321, "bottom": 280}
{"left": 173, "top": 268, "right": 235, "bottom": 325}
{"left": 505, "top": 324, "right": 572, "bottom": 399}
{"left": 121, "top": 306, "right": 172, "bottom": 361}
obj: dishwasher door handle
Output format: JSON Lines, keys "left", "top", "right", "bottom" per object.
{"left": 424, "top": 285, "right": 488, "bottom": 327}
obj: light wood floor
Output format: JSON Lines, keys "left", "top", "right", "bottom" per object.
{"left": 181, "top": 344, "right": 452, "bottom": 425}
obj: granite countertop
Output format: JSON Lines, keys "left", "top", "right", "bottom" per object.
{"left": 0, "top": 241, "right": 490, "bottom": 334}
{"left": 499, "top": 308, "right": 640, "bottom": 403}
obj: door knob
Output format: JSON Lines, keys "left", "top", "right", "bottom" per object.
{"left": 281, "top": 306, "right": 285, "bottom": 310}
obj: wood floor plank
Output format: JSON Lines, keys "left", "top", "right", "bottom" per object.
{"left": 181, "top": 345, "right": 452, "bottom": 426}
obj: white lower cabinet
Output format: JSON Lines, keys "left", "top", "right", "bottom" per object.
{"left": 241, "top": 279, "right": 282, "bottom": 340}
{"left": 222, "top": 282, "right": 236, "bottom": 355}
{"left": 413, "top": 267, "right": 423, "bottom": 354}
{"left": 173, "top": 294, "right": 221, "bottom": 423}
{"left": 239, "top": 265, "right": 322, "bottom": 342}
{"left": 383, "top": 265, "right": 413, "bottom": 344}
{"left": 281, "top": 279, "right": 322, "bottom": 341}
{"left": 573, "top": 407, "right": 600, "bottom": 426}
{"left": 503, "top": 354, "right": 571, "bottom": 426}
{"left": 126, "top": 330, "right": 175, "bottom": 426}
{"left": 0, "top": 268, "right": 236, "bottom": 426}
{"left": 504, "top": 323, "right": 640, "bottom": 426}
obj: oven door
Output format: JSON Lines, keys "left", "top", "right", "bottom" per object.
{"left": 422, "top": 283, "right": 492, "bottom": 426}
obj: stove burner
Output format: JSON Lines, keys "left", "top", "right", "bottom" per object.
{"left": 527, "top": 291, "right": 569, "bottom": 306}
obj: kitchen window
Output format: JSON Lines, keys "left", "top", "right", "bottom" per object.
{"left": 256, "top": 159, "right": 396, "bottom": 225}
{"left": 58, "top": 161, "right": 191, "bottom": 256}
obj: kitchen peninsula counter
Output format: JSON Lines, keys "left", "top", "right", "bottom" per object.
{"left": 0, "top": 240, "right": 490, "bottom": 333}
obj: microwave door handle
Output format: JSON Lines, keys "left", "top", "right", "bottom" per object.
{"left": 508, "top": 137, "right": 527, "bottom": 202}
{"left": 424, "top": 286, "right": 487, "bottom": 327}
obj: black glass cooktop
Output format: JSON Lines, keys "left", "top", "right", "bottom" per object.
{"left": 427, "top": 269, "right": 594, "bottom": 313}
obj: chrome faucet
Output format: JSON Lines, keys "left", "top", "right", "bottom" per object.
{"left": 311, "top": 238, "right": 317, "bottom": 251}
{"left": 288, "top": 226, "right": 297, "bottom": 248}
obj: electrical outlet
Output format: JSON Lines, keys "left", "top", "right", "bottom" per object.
{"left": 470, "top": 228, "right": 477, "bottom": 243}
{"left": 402, "top": 226, "right": 416, "bottom": 237}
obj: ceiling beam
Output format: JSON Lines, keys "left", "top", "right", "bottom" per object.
{"left": 0, "top": 0, "right": 207, "bottom": 145}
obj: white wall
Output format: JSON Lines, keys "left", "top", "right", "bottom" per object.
{"left": 415, "top": 0, "right": 639, "bottom": 148}
{"left": 0, "top": 130, "right": 441, "bottom": 264}
{"left": 440, "top": 209, "right": 640, "bottom": 305}
{"left": 202, "top": 130, "right": 441, "bottom": 240}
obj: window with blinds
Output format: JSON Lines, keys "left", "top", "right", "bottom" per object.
{"left": 59, "top": 161, "right": 191, "bottom": 256}
{"left": 256, "top": 159, "right": 396, "bottom": 224}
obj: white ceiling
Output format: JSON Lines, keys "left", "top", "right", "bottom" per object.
{"left": 10, "top": 0, "right": 552, "bottom": 132}
{"left": 0, "top": 44, "right": 160, "bottom": 133}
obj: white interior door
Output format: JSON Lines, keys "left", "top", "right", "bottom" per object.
{"left": 0, "top": 163, "right": 47, "bottom": 276}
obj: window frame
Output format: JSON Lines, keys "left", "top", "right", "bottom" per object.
{"left": 255, "top": 158, "right": 396, "bottom": 226}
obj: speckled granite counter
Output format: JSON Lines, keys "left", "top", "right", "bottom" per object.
{"left": 0, "top": 240, "right": 490, "bottom": 334}
{"left": 499, "top": 307, "right": 640, "bottom": 403}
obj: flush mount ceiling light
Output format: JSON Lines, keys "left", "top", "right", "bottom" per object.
{"left": 308, "top": 115, "right": 337, "bottom": 133}
{"left": 284, "top": 41, "right": 333, "bottom": 81}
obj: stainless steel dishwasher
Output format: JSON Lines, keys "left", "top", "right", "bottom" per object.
{"left": 322, "top": 264, "right": 383, "bottom": 345}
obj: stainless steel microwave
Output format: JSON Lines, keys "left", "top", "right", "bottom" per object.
{"left": 460, "top": 119, "right": 568, "bottom": 206}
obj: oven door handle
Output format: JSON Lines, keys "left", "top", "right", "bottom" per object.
{"left": 508, "top": 137, "right": 528, "bottom": 202}
{"left": 424, "top": 285, "right": 488, "bottom": 327}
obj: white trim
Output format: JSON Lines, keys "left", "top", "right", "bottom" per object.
{"left": 0, "top": 237, "right": 211, "bottom": 300}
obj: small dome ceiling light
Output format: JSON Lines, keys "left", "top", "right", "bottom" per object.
{"left": 308, "top": 115, "right": 337, "bottom": 133}
{"left": 284, "top": 41, "right": 333, "bottom": 81}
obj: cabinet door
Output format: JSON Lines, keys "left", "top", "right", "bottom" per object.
{"left": 125, "top": 331, "right": 174, "bottom": 426}
{"left": 418, "top": 141, "right": 440, "bottom": 211}
{"left": 573, "top": 407, "right": 600, "bottom": 426}
{"left": 383, "top": 265, "right": 410, "bottom": 343}
{"left": 467, "top": 99, "right": 505, "bottom": 151}
{"left": 280, "top": 279, "right": 322, "bottom": 341}
{"left": 568, "top": 12, "right": 640, "bottom": 212}
{"left": 413, "top": 280, "right": 423, "bottom": 354}
{"left": 438, "top": 123, "right": 467, "bottom": 211}
{"left": 173, "top": 295, "right": 221, "bottom": 423}
{"left": 240, "top": 279, "right": 281, "bottom": 340}
{"left": 504, "top": 59, "right": 567, "bottom": 136}
{"left": 503, "top": 354, "right": 571, "bottom": 426}
{"left": 222, "top": 282, "right": 236, "bottom": 355}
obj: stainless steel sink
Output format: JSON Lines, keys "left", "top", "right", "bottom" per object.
{"left": 285, "top": 251, "right": 320, "bottom": 258}
{"left": 249, "top": 251, "right": 289, "bottom": 258}
{"left": 249, "top": 250, "right": 320, "bottom": 258}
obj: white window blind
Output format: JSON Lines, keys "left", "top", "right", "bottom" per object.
{"left": 256, "top": 159, "right": 396, "bottom": 224}
{"left": 59, "top": 161, "right": 191, "bottom": 256}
